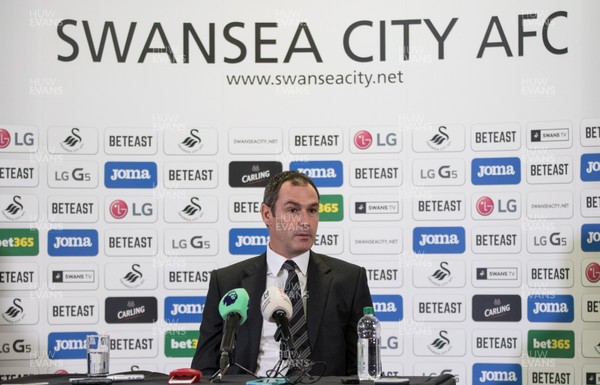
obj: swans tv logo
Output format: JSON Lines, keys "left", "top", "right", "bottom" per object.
{"left": 472, "top": 157, "right": 521, "bottom": 185}
{"left": 104, "top": 162, "right": 157, "bottom": 189}
{"left": 528, "top": 295, "right": 573, "bottom": 322}
{"left": 48, "top": 230, "right": 98, "bottom": 257}
{"left": 413, "top": 227, "right": 465, "bottom": 254}
{"left": 472, "top": 295, "right": 521, "bottom": 322}
{"left": 473, "top": 363, "right": 521, "bottom": 385}
{"left": 229, "top": 228, "right": 269, "bottom": 255}
{"left": 164, "top": 296, "right": 205, "bottom": 323}
{"left": 290, "top": 160, "right": 343, "bottom": 187}
{"left": 105, "top": 297, "right": 157, "bottom": 324}
{"left": 372, "top": 295, "right": 402, "bottom": 321}
{"left": 48, "top": 331, "right": 93, "bottom": 359}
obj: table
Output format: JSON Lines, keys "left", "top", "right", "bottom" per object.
{"left": 1, "top": 372, "right": 455, "bottom": 385}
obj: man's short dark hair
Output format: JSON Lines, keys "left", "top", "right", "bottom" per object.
{"left": 262, "top": 171, "right": 320, "bottom": 213}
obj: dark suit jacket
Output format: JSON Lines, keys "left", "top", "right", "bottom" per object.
{"left": 190, "top": 251, "right": 373, "bottom": 376}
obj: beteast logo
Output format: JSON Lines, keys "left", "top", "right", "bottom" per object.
{"left": 48, "top": 229, "right": 98, "bottom": 257}
{"left": 48, "top": 331, "right": 94, "bottom": 359}
{"left": 229, "top": 161, "right": 282, "bottom": 188}
{"left": 586, "top": 262, "right": 600, "bottom": 284}
{"left": 582, "top": 224, "right": 600, "bottom": 252}
{"left": 164, "top": 296, "right": 205, "bottom": 323}
{"left": 581, "top": 154, "right": 600, "bottom": 182}
{"left": 0, "top": 126, "right": 37, "bottom": 152}
{"left": 105, "top": 297, "right": 157, "bottom": 324}
{"left": 48, "top": 195, "right": 97, "bottom": 223}
{"left": 104, "top": 161, "right": 157, "bottom": 189}
{"left": 229, "top": 228, "right": 269, "bottom": 255}
{"left": 528, "top": 295, "right": 573, "bottom": 322}
{"left": 472, "top": 295, "right": 521, "bottom": 322}
{"left": 472, "top": 157, "right": 521, "bottom": 185}
{"left": 371, "top": 295, "right": 403, "bottom": 321}
{"left": 473, "top": 363, "right": 522, "bottom": 385}
{"left": 413, "top": 227, "right": 465, "bottom": 254}
{"left": 290, "top": 160, "right": 343, "bottom": 187}
{"left": 0, "top": 160, "right": 38, "bottom": 187}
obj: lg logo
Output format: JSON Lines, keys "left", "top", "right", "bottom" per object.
{"left": 353, "top": 130, "right": 397, "bottom": 150}
{"left": 0, "top": 129, "right": 10, "bottom": 148}
{"left": 110, "top": 200, "right": 128, "bottom": 219}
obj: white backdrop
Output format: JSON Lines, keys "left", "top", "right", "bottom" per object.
{"left": 1, "top": 1, "right": 599, "bottom": 384}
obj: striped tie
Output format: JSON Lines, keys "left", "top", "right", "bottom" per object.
{"left": 282, "top": 260, "right": 311, "bottom": 360}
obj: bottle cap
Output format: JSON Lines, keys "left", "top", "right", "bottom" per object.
{"left": 363, "top": 306, "right": 374, "bottom": 315}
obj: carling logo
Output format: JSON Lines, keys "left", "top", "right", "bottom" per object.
{"left": 228, "top": 161, "right": 282, "bottom": 188}
{"left": 48, "top": 331, "right": 94, "bottom": 359}
{"left": 582, "top": 224, "right": 600, "bottom": 252}
{"left": 472, "top": 295, "right": 521, "bottom": 322}
{"left": 164, "top": 296, "right": 205, "bottom": 323}
{"left": 290, "top": 160, "right": 343, "bottom": 187}
{"left": 528, "top": 295, "right": 574, "bottom": 322}
{"left": 48, "top": 229, "right": 98, "bottom": 257}
{"left": 473, "top": 363, "right": 521, "bottom": 385}
{"left": 413, "top": 227, "right": 465, "bottom": 254}
{"left": 229, "top": 228, "right": 269, "bottom": 255}
{"left": 471, "top": 157, "right": 521, "bottom": 185}
{"left": 581, "top": 154, "right": 600, "bottom": 181}
{"left": 104, "top": 162, "right": 157, "bottom": 188}
{"left": 371, "top": 294, "right": 402, "bottom": 321}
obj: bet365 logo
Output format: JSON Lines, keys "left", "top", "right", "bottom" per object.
{"left": 0, "top": 229, "right": 38, "bottom": 256}
{"left": 319, "top": 195, "right": 343, "bottom": 222}
{"left": 528, "top": 330, "right": 574, "bottom": 358}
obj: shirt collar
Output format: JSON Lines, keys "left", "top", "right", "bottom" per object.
{"left": 266, "top": 246, "right": 310, "bottom": 277}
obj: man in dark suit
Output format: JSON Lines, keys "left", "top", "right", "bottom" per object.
{"left": 191, "top": 171, "right": 372, "bottom": 377}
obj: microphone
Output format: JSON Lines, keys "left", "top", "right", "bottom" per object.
{"left": 218, "top": 288, "right": 250, "bottom": 374}
{"left": 260, "top": 287, "right": 294, "bottom": 345}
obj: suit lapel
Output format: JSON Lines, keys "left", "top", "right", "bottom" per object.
{"left": 240, "top": 254, "right": 267, "bottom": 368}
{"left": 306, "top": 252, "right": 332, "bottom": 349}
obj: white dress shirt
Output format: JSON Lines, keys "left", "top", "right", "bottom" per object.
{"left": 255, "top": 247, "right": 309, "bottom": 377}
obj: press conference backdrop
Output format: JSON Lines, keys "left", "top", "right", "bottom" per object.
{"left": 0, "top": 0, "right": 599, "bottom": 384}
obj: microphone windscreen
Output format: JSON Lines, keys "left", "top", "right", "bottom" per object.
{"left": 260, "top": 286, "right": 293, "bottom": 322}
{"left": 218, "top": 288, "right": 250, "bottom": 324}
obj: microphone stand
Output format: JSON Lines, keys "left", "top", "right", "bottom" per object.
{"left": 210, "top": 349, "right": 260, "bottom": 383}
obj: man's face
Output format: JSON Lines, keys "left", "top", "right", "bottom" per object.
{"left": 261, "top": 181, "right": 320, "bottom": 259}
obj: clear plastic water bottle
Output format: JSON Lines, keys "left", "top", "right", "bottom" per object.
{"left": 357, "top": 306, "right": 381, "bottom": 380}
